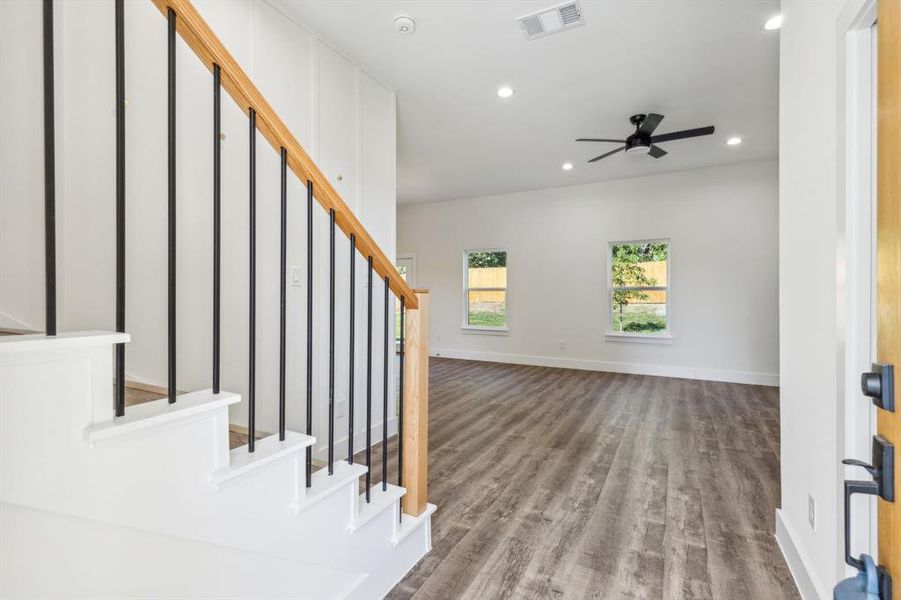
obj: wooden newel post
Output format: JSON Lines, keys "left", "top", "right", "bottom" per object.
{"left": 402, "top": 289, "right": 429, "bottom": 517}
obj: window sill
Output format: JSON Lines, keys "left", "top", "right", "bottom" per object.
{"left": 461, "top": 326, "right": 510, "bottom": 336}
{"left": 605, "top": 332, "right": 673, "bottom": 345}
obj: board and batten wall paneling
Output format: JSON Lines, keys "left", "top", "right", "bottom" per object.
{"left": 246, "top": 0, "right": 314, "bottom": 436}
{"left": 308, "top": 37, "right": 401, "bottom": 460}
{"left": 0, "top": 0, "right": 47, "bottom": 332}
{"left": 354, "top": 71, "right": 399, "bottom": 457}
{"left": 317, "top": 41, "right": 358, "bottom": 210}
{"left": 397, "top": 160, "right": 779, "bottom": 385}
{"left": 0, "top": 0, "right": 398, "bottom": 453}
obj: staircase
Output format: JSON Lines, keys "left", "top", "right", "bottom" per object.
{"left": 0, "top": 332, "right": 434, "bottom": 598}
{"left": 0, "top": 0, "right": 433, "bottom": 597}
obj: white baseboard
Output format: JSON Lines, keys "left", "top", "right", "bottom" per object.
{"left": 775, "top": 509, "right": 827, "bottom": 600}
{"left": 0, "top": 309, "right": 37, "bottom": 333}
{"left": 430, "top": 348, "right": 779, "bottom": 387}
{"left": 312, "top": 418, "right": 399, "bottom": 463}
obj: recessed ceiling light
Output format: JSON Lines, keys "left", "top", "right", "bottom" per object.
{"left": 764, "top": 14, "right": 783, "bottom": 31}
{"left": 727, "top": 137, "right": 742, "bottom": 146}
{"left": 562, "top": 162, "right": 573, "bottom": 171}
{"left": 497, "top": 86, "right": 514, "bottom": 98}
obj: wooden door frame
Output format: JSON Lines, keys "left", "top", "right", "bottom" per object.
{"left": 837, "top": 0, "right": 879, "bottom": 580}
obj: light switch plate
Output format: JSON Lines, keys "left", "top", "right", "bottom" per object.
{"left": 291, "top": 266, "right": 303, "bottom": 286}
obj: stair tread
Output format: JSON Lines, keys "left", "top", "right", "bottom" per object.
{"left": 350, "top": 484, "right": 405, "bottom": 532}
{"left": 212, "top": 431, "right": 316, "bottom": 488}
{"left": 0, "top": 330, "right": 130, "bottom": 354}
{"left": 293, "top": 461, "right": 368, "bottom": 513}
{"left": 85, "top": 389, "right": 240, "bottom": 444}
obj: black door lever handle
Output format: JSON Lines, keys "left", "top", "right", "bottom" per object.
{"left": 842, "top": 435, "right": 894, "bottom": 502}
{"left": 843, "top": 458, "right": 879, "bottom": 479}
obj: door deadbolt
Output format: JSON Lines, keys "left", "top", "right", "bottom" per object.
{"left": 861, "top": 363, "right": 894, "bottom": 412}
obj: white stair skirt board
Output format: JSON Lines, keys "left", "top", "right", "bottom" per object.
{"left": 0, "top": 332, "right": 433, "bottom": 599}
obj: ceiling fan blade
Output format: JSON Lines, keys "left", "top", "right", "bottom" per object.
{"left": 651, "top": 125, "right": 715, "bottom": 144}
{"left": 648, "top": 145, "right": 667, "bottom": 159}
{"left": 576, "top": 138, "right": 625, "bottom": 143}
{"left": 588, "top": 146, "right": 625, "bottom": 163}
{"left": 639, "top": 113, "right": 664, "bottom": 135}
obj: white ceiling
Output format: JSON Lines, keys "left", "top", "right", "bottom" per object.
{"left": 273, "top": 0, "right": 780, "bottom": 204}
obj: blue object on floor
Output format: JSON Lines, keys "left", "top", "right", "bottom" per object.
{"left": 835, "top": 554, "right": 882, "bottom": 600}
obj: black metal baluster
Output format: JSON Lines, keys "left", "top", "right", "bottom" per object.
{"left": 306, "top": 180, "right": 314, "bottom": 486}
{"left": 382, "top": 276, "right": 389, "bottom": 491}
{"left": 328, "top": 209, "right": 336, "bottom": 474}
{"left": 43, "top": 0, "right": 56, "bottom": 338}
{"left": 398, "top": 295, "right": 405, "bottom": 520}
{"left": 212, "top": 64, "right": 221, "bottom": 394}
{"left": 366, "top": 256, "right": 373, "bottom": 501}
{"left": 167, "top": 7, "right": 176, "bottom": 404}
{"left": 348, "top": 235, "right": 356, "bottom": 464}
{"left": 114, "top": 0, "right": 125, "bottom": 416}
{"left": 248, "top": 107, "right": 256, "bottom": 452}
{"left": 279, "top": 147, "right": 287, "bottom": 441}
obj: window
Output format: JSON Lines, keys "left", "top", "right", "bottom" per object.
{"left": 464, "top": 250, "right": 507, "bottom": 330}
{"left": 608, "top": 240, "right": 669, "bottom": 336}
{"left": 395, "top": 256, "right": 415, "bottom": 341}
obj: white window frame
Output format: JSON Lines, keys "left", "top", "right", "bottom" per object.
{"left": 462, "top": 248, "right": 509, "bottom": 334}
{"left": 605, "top": 238, "right": 672, "bottom": 343}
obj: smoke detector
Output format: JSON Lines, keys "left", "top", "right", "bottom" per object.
{"left": 394, "top": 15, "right": 416, "bottom": 35}
{"left": 517, "top": 1, "right": 585, "bottom": 41}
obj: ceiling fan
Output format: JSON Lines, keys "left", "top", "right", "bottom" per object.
{"left": 576, "top": 113, "right": 715, "bottom": 163}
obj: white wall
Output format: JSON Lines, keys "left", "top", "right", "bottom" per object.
{"left": 0, "top": 1, "right": 54, "bottom": 331}
{"left": 0, "top": 0, "right": 398, "bottom": 456}
{"left": 397, "top": 160, "right": 779, "bottom": 384}
{"left": 776, "top": 1, "right": 862, "bottom": 598}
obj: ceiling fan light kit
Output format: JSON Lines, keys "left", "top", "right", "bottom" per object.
{"left": 576, "top": 113, "right": 715, "bottom": 163}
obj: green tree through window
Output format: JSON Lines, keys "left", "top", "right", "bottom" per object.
{"left": 610, "top": 242, "right": 668, "bottom": 334}
{"left": 467, "top": 251, "right": 507, "bottom": 268}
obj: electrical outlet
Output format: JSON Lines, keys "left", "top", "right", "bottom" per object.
{"left": 336, "top": 398, "right": 346, "bottom": 419}
{"left": 808, "top": 493, "right": 816, "bottom": 531}
{"left": 559, "top": 340, "right": 566, "bottom": 350}
{"left": 291, "top": 266, "right": 303, "bottom": 287}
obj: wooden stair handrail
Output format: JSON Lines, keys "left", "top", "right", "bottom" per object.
{"left": 150, "top": 0, "right": 417, "bottom": 309}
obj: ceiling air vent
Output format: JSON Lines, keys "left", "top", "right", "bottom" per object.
{"left": 517, "top": 1, "right": 585, "bottom": 41}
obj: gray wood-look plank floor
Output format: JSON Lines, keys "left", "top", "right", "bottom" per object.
{"left": 386, "top": 358, "right": 798, "bottom": 600}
